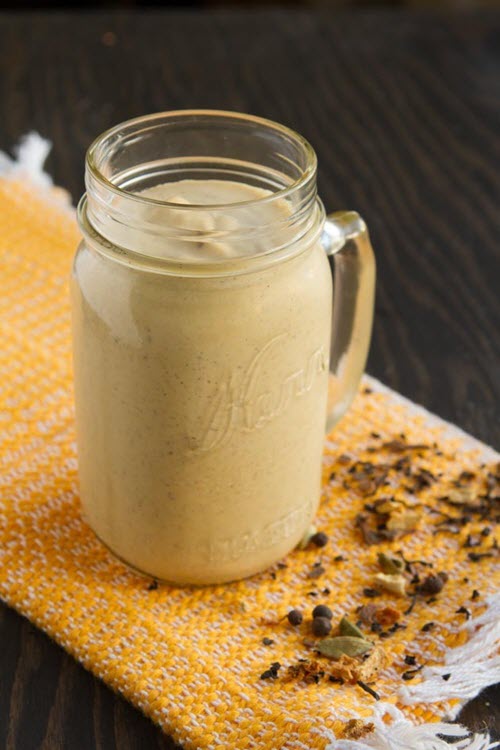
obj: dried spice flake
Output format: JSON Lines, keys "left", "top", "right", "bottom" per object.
{"left": 283, "top": 660, "right": 325, "bottom": 684}
{"left": 342, "top": 720, "right": 375, "bottom": 740}
{"left": 374, "top": 573, "right": 407, "bottom": 596}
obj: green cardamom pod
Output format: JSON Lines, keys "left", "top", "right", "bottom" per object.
{"left": 339, "top": 616, "right": 365, "bottom": 639}
{"left": 377, "top": 552, "right": 404, "bottom": 575}
{"left": 317, "top": 636, "right": 373, "bottom": 659}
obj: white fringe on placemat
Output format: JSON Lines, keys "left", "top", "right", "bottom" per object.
{"left": 327, "top": 702, "right": 498, "bottom": 750}
{"left": 0, "top": 132, "right": 53, "bottom": 186}
{"left": 398, "top": 594, "right": 500, "bottom": 710}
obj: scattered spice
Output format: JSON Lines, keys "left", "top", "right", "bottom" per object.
{"left": 283, "top": 660, "right": 325, "bottom": 684}
{"left": 312, "top": 617, "right": 332, "bottom": 637}
{"left": 356, "top": 513, "right": 394, "bottom": 545}
{"left": 357, "top": 604, "right": 378, "bottom": 625}
{"left": 404, "top": 655, "right": 417, "bottom": 666}
{"left": 374, "top": 573, "right": 407, "bottom": 596}
{"left": 464, "top": 534, "right": 481, "bottom": 548}
{"left": 442, "top": 673, "right": 452, "bottom": 681}
{"left": 416, "top": 573, "right": 447, "bottom": 596}
{"left": 468, "top": 551, "right": 494, "bottom": 562}
{"left": 376, "top": 607, "right": 401, "bottom": 627}
{"left": 312, "top": 604, "right": 333, "bottom": 620}
{"left": 402, "top": 667, "right": 423, "bottom": 681}
{"left": 262, "top": 637, "right": 275, "bottom": 646}
{"left": 459, "top": 471, "right": 476, "bottom": 482}
{"left": 356, "top": 680, "right": 380, "bottom": 700}
{"left": 338, "top": 454, "right": 352, "bottom": 465}
{"left": 471, "top": 589, "right": 481, "bottom": 600}
{"left": 287, "top": 609, "right": 303, "bottom": 626}
{"left": 308, "top": 564, "right": 326, "bottom": 579}
{"left": 404, "top": 595, "right": 417, "bottom": 616}
{"left": 310, "top": 531, "right": 329, "bottom": 548}
{"left": 377, "top": 552, "right": 405, "bottom": 575}
{"left": 333, "top": 555, "right": 346, "bottom": 562}
{"left": 147, "top": 579, "right": 158, "bottom": 591}
{"left": 363, "top": 587, "right": 381, "bottom": 598}
{"left": 326, "top": 645, "right": 387, "bottom": 684}
{"left": 455, "top": 606, "right": 471, "bottom": 620}
{"left": 421, "top": 622, "right": 435, "bottom": 632}
{"left": 382, "top": 440, "right": 429, "bottom": 454}
{"left": 386, "top": 508, "right": 421, "bottom": 535}
{"left": 342, "top": 719, "right": 375, "bottom": 740}
{"left": 317, "top": 636, "right": 373, "bottom": 659}
{"left": 260, "top": 662, "right": 281, "bottom": 680}
{"left": 406, "top": 468, "right": 436, "bottom": 493}
{"left": 340, "top": 616, "right": 365, "bottom": 639}
{"left": 481, "top": 527, "right": 491, "bottom": 537}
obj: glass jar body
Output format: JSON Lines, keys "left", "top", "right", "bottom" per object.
{"left": 71, "top": 234, "right": 332, "bottom": 584}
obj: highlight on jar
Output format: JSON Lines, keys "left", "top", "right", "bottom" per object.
{"left": 71, "top": 110, "right": 376, "bottom": 585}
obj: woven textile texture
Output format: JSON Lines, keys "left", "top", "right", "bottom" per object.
{"left": 0, "top": 176, "right": 499, "bottom": 750}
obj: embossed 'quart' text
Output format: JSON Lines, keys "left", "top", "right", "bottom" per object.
{"left": 206, "top": 502, "right": 313, "bottom": 563}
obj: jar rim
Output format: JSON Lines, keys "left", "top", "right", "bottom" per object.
{"left": 86, "top": 109, "right": 317, "bottom": 211}
{"left": 78, "top": 194, "right": 326, "bottom": 278}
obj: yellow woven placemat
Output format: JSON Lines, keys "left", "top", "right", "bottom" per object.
{"left": 0, "top": 176, "right": 499, "bottom": 750}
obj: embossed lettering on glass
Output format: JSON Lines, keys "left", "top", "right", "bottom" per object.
{"left": 72, "top": 111, "right": 375, "bottom": 584}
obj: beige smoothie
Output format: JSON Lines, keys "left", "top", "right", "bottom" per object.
{"left": 72, "top": 179, "right": 332, "bottom": 584}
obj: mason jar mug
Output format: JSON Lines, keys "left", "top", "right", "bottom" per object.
{"left": 71, "top": 111, "right": 375, "bottom": 585}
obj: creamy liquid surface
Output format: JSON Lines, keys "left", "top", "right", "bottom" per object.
{"left": 134, "top": 179, "right": 292, "bottom": 261}
{"left": 72, "top": 179, "right": 332, "bottom": 584}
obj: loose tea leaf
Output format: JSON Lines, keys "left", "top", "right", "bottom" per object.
{"left": 340, "top": 616, "right": 365, "bottom": 639}
{"left": 382, "top": 440, "right": 429, "bottom": 453}
{"left": 317, "top": 636, "right": 373, "bottom": 659}
{"left": 357, "top": 680, "right": 380, "bottom": 700}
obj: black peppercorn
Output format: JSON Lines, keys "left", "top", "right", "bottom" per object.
{"left": 287, "top": 609, "right": 303, "bottom": 626}
{"left": 312, "top": 616, "right": 332, "bottom": 636}
{"left": 312, "top": 604, "right": 333, "bottom": 620}
{"left": 310, "top": 531, "right": 329, "bottom": 548}
{"left": 416, "top": 574, "right": 445, "bottom": 596}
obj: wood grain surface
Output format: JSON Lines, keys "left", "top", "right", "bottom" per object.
{"left": 0, "top": 9, "right": 499, "bottom": 749}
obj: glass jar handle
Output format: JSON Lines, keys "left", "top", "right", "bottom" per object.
{"left": 322, "top": 211, "right": 376, "bottom": 432}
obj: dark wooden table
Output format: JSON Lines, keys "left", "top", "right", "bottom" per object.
{"left": 1, "top": 8, "right": 499, "bottom": 749}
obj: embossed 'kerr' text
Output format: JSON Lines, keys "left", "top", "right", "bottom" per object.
{"left": 188, "top": 335, "right": 327, "bottom": 453}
